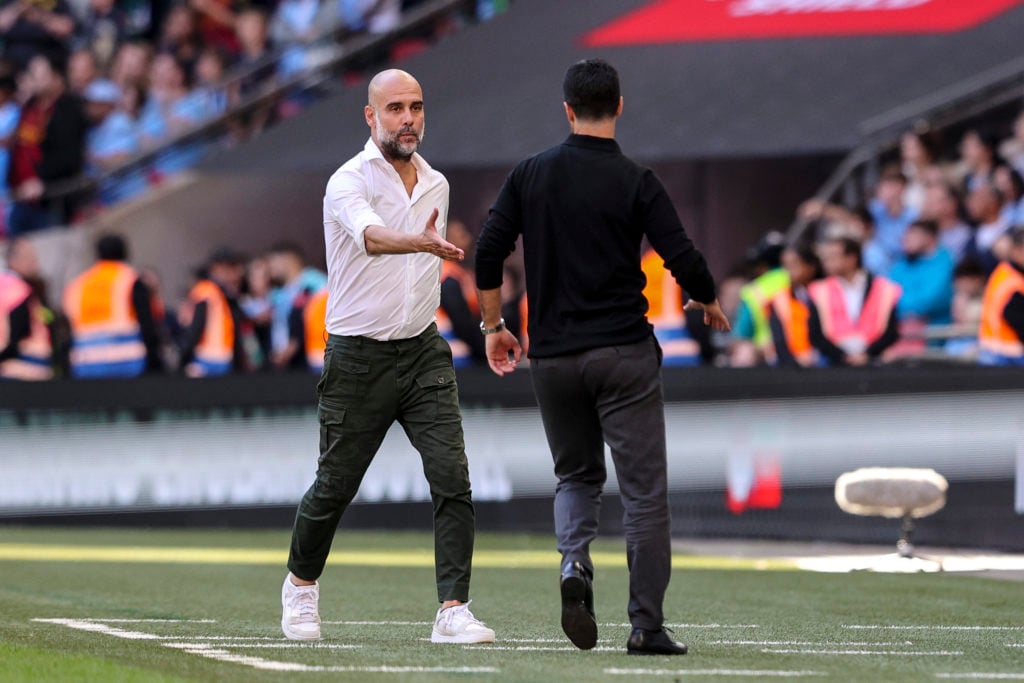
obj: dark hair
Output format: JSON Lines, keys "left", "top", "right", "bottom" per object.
{"left": 96, "top": 234, "right": 128, "bottom": 261}
{"left": 1011, "top": 225, "right": 1024, "bottom": 247}
{"left": 786, "top": 239, "right": 824, "bottom": 280}
{"left": 31, "top": 52, "right": 66, "bottom": 80}
{"left": 563, "top": 59, "right": 620, "bottom": 121}
{"left": 908, "top": 219, "right": 939, "bottom": 238}
{"left": 954, "top": 256, "right": 986, "bottom": 279}
{"left": 878, "top": 165, "right": 907, "bottom": 185}
{"left": 852, "top": 204, "right": 874, "bottom": 228}
{"left": 826, "top": 235, "right": 863, "bottom": 269}
{"left": 269, "top": 241, "right": 305, "bottom": 261}
{"left": 998, "top": 164, "right": 1024, "bottom": 201}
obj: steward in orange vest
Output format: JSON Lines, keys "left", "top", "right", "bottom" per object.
{"left": 437, "top": 259, "right": 485, "bottom": 367}
{"left": 62, "top": 234, "right": 164, "bottom": 378}
{"left": 767, "top": 243, "right": 822, "bottom": 368}
{"left": 179, "top": 249, "right": 246, "bottom": 377}
{"left": 303, "top": 288, "right": 329, "bottom": 373}
{"left": 0, "top": 270, "right": 53, "bottom": 380}
{"left": 978, "top": 226, "right": 1024, "bottom": 365}
{"left": 641, "top": 248, "right": 701, "bottom": 366}
{"left": 807, "top": 236, "right": 901, "bottom": 366}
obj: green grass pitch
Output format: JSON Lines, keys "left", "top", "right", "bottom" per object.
{"left": 1, "top": 526, "right": 1022, "bottom": 682}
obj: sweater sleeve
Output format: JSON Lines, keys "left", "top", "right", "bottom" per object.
{"left": 639, "top": 170, "right": 716, "bottom": 304}
{"left": 475, "top": 168, "right": 522, "bottom": 291}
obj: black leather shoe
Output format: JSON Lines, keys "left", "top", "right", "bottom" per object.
{"left": 560, "top": 561, "right": 597, "bottom": 650}
{"left": 626, "top": 627, "right": 688, "bottom": 655}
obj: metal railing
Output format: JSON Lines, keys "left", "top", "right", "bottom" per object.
{"left": 787, "top": 52, "right": 1024, "bottom": 242}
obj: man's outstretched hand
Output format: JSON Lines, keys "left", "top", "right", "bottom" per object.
{"left": 419, "top": 208, "right": 464, "bottom": 261}
{"left": 684, "top": 298, "right": 731, "bottom": 331}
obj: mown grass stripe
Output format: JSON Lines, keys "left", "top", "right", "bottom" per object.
{"left": 0, "top": 544, "right": 795, "bottom": 570}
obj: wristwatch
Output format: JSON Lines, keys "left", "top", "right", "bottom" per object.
{"left": 480, "top": 318, "right": 506, "bottom": 335}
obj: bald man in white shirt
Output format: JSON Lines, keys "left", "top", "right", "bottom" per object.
{"left": 280, "top": 69, "right": 495, "bottom": 646}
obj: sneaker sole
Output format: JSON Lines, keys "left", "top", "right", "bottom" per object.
{"left": 430, "top": 631, "right": 496, "bottom": 644}
{"left": 560, "top": 575, "right": 598, "bottom": 650}
{"left": 281, "top": 621, "right": 322, "bottom": 641}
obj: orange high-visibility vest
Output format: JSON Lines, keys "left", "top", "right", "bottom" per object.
{"left": 767, "top": 288, "right": 816, "bottom": 367}
{"left": 978, "top": 261, "right": 1024, "bottom": 360}
{"left": 436, "top": 261, "right": 479, "bottom": 367}
{"left": 0, "top": 272, "right": 53, "bottom": 381}
{"left": 63, "top": 261, "right": 146, "bottom": 378}
{"left": 641, "top": 250, "right": 699, "bottom": 365}
{"left": 185, "top": 279, "right": 235, "bottom": 376}
{"left": 808, "top": 275, "right": 902, "bottom": 352}
{"left": 304, "top": 288, "right": 329, "bottom": 373}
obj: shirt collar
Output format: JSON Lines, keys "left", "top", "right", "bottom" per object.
{"left": 564, "top": 133, "right": 621, "bottom": 153}
{"left": 363, "top": 137, "right": 436, "bottom": 184}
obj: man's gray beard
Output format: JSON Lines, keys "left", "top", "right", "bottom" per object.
{"left": 376, "top": 116, "right": 424, "bottom": 161}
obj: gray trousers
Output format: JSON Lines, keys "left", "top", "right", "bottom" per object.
{"left": 530, "top": 335, "right": 670, "bottom": 631}
{"left": 287, "top": 324, "right": 476, "bottom": 603}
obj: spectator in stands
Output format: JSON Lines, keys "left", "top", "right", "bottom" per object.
{"left": 731, "top": 231, "right": 787, "bottom": 366}
{"left": 240, "top": 255, "right": 273, "bottom": 368}
{"left": 921, "top": 180, "right": 971, "bottom": 262}
{"left": 436, "top": 219, "right": 484, "bottom": 366}
{"left": 178, "top": 247, "right": 247, "bottom": 376}
{"left": 0, "top": 72, "right": 19, "bottom": 229}
{"left": 900, "top": 130, "right": 938, "bottom": 213}
{"left": 234, "top": 7, "right": 277, "bottom": 137}
{"left": 185, "top": 46, "right": 230, "bottom": 120}
{"left": 83, "top": 79, "right": 148, "bottom": 205}
{"left": 109, "top": 40, "right": 152, "bottom": 89}
{"left": 888, "top": 219, "right": 954, "bottom": 325}
{"left": 190, "top": 0, "right": 242, "bottom": 55}
{"left": 140, "top": 52, "right": 206, "bottom": 177}
{"left": 807, "top": 235, "right": 901, "bottom": 366}
{"left": 868, "top": 167, "right": 918, "bottom": 268}
{"left": 266, "top": 241, "right": 326, "bottom": 369}
{"left": 993, "top": 164, "right": 1024, "bottom": 227}
{"left": 1000, "top": 110, "right": 1024, "bottom": 177}
{"left": 62, "top": 233, "right": 165, "bottom": 377}
{"left": 966, "top": 182, "right": 1010, "bottom": 271}
{"left": 271, "top": 0, "right": 334, "bottom": 77}
{"left": 73, "top": 0, "right": 128, "bottom": 72}
{"left": 5, "top": 236, "right": 46, "bottom": 304}
{"left": 67, "top": 47, "right": 99, "bottom": 96}
{"left": 978, "top": 226, "right": 1024, "bottom": 365}
{"left": 338, "top": 0, "right": 401, "bottom": 34}
{"left": 7, "top": 54, "right": 90, "bottom": 235}
{"left": 0, "top": 0, "right": 75, "bottom": 73}
{"left": 157, "top": 5, "right": 202, "bottom": 81}
{"left": 960, "top": 129, "right": 998, "bottom": 194}
{"left": 0, "top": 260, "right": 52, "bottom": 380}
{"left": 767, "top": 241, "right": 822, "bottom": 367}
{"left": 946, "top": 257, "right": 986, "bottom": 358}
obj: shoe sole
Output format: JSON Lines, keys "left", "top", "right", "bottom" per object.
{"left": 430, "top": 631, "right": 496, "bottom": 644}
{"left": 560, "top": 575, "right": 598, "bottom": 650}
{"left": 281, "top": 622, "right": 321, "bottom": 641}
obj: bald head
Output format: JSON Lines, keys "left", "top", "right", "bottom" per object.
{"left": 367, "top": 69, "right": 420, "bottom": 109}
{"left": 365, "top": 69, "right": 425, "bottom": 163}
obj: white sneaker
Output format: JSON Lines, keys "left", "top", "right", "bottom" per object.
{"left": 281, "top": 575, "right": 321, "bottom": 640}
{"left": 430, "top": 600, "right": 496, "bottom": 644}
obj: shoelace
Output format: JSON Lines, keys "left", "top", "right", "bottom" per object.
{"left": 289, "top": 587, "right": 319, "bottom": 622}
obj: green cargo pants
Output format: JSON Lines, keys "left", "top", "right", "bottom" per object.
{"left": 287, "top": 323, "right": 475, "bottom": 603}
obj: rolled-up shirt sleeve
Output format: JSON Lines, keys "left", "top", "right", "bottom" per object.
{"left": 325, "top": 167, "right": 386, "bottom": 256}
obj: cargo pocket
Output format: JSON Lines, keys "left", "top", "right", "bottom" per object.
{"left": 415, "top": 367, "right": 460, "bottom": 421}
{"left": 317, "top": 399, "right": 346, "bottom": 467}
{"left": 321, "top": 354, "right": 370, "bottom": 403}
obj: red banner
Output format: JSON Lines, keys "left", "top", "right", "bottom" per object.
{"left": 584, "top": 0, "right": 1023, "bottom": 47}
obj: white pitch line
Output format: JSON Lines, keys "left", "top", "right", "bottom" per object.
{"left": 763, "top": 648, "right": 963, "bottom": 656}
{"left": 936, "top": 675, "right": 1024, "bottom": 680}
{"left": 466, "top": 651, "right": 618, "bottom": 655}
{"left": 849, "top": 625, "right": 1024, "bottom": 632}
{"left": 599, "top": 623, "right": 760, "bottom": 629}
{"left": 164, "top": 642, "right": 363, "bottom": 650}
{"left": 419, "top": 637, "right": 615, "bottom": 644}
{"left": 604, "top": 668, "right": 825, "bottom": 677}
{"left": 707, "top": 640, "right": 913, "bottom": 646}
{"left": 86, "top": 618, "right": 218, "bottom": 623}
{"left": 1006, "top": 644, "right": 1024, "bottom": 648}
{"left": 32, "top": 618, "right": 164, "bottom": 640}
{"left": 321, "top": 620, "right": 432, "bottom": 626}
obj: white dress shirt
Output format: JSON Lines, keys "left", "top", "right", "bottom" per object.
{"left": 322, "top": 138, "right": 449, "bottom": 340}
{"left": 838, "top": 270, "right": 868, "bottom": 325}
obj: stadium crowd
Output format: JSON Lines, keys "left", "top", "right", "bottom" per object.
{"left": 0, "top": 0, "right": 509, "bottom": 236}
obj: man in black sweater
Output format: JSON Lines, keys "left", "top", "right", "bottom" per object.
{"left": 474, "top": 59, "right": 729, "bottom": 656}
